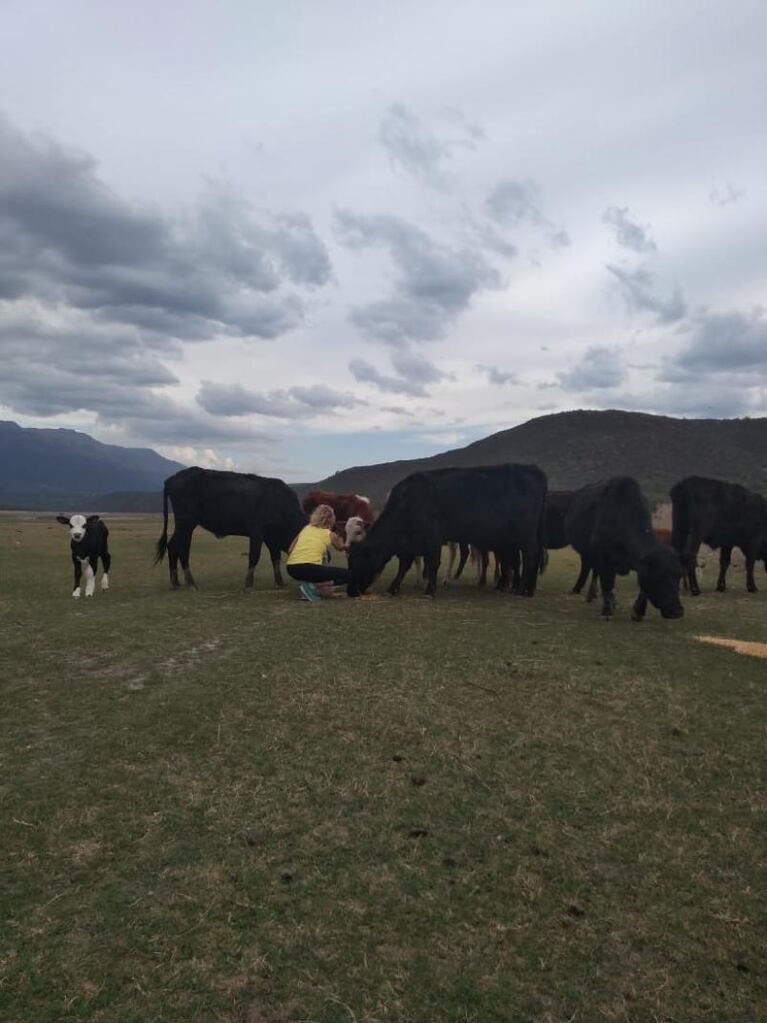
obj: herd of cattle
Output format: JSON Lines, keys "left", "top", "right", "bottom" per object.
{"left": 56, "top": 464, "right": 767, "bottom": 620}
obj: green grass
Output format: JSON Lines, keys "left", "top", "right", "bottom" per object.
{"left": 1, "top": 516, "right": 765, "bottom": 1023}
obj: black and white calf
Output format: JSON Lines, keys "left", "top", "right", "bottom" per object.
{"left": 56, "top": 514, "right": 111, "bottom": 598}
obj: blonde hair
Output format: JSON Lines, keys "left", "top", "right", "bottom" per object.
{"left": 310, "top": 504, "right": 335, "bottom": 528}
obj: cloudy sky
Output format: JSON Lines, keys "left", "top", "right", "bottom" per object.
{"left": 1, "top": 1, "right": 766, "bottom": 480}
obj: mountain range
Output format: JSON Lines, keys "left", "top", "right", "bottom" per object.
{"left": 0, "top": 420, "right": 184, "bottom": 510}
{"left": 2, "top": 411, "right": 766, "bottom": 512}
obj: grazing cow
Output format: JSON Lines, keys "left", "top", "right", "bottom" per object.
{"left": 565, "top": 477, "right": 683, "bottom": 620}
{"left": 56, "top": 514, "right": 111, "bottom": 599}
{"left": 671, "top": 475, "right": 767, "bottom": 594}
{"left": 154, "top": 467, "right": 305, "bottom": 589}
{"left": 348, "top": 464, "right": 547, "bottom": 598}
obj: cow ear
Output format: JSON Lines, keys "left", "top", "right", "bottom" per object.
{"left": 86, "top": 514, "right": 100, "bottom": 524}
{"left": 56, "top": 515, "right": 70, "bottom": 525}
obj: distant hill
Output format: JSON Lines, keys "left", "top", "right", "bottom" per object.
{"left": 0, "top": 421, "right": 184, "bottom": 511}
{"left": 304, "top": 410, "right": 767, "bottom": 507}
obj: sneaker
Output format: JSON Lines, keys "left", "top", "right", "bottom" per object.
{"left": 299, "top": 582, "right": 320, "bottom": 602}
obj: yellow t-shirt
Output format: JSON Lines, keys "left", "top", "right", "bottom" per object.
{"left": 287, "top": 525, "right": 332, "bottom": 566}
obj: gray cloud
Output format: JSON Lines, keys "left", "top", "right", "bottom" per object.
{"left": 485, "top": 179, "right": 570, "bottom": 249}
{"left": 665, "top": 308, "right": 767, "bottom": 375}
{"left": 557, "top": 346, "right": 625, "bottom": 391}
{"left": 378, "top": 104, "right": 452, "bottom": 188}
{"left": 606, "top": 263, "right": 686, "bottom": 323}
{"left": 390, "top": 350, "right": 447, "bottom": 384}
{"left": 0, "top": 115, "right": 331, "bottom": 345}
{"left": 196, "top": 381, "right": 364, "bottom": 419}
{"left": 0, "top": 316, "right": 180, "bottom": 417}
{"left": 475, "top": 363, "right": 518, "bottom": 386}
{"left": 348, "top": 357, "right": 428, "bottom": 397}
{"left": 602, "top": 206, "right": 657, "bottom": 253}
{"left": 709, "top": 182, "right": 744, "bottom": 207}
{"left": 335, "top": 208, "right": 501, "bottom": 346}
{"left": 378, "top": 103, "right": 482, "bottom": 189}
{"left": 607, "top": 384, "right": 756, "bottom": 419}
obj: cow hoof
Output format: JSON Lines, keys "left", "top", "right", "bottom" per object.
{"left": 747, "top": 585, "right": 758, "bottom": 594}
{"left": 72, "top": 591, "right": 81, "bottom": 600}
{"left": 631, "top": 612, "right": 644, "bottom": 622}
{"left": 716, "top": 583, "right": 726, "bottom": 593}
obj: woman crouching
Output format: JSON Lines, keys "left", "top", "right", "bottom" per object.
{"left": 286, "top": 504, "right": 352, "bottom": 601}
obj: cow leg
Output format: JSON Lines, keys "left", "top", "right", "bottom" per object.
{"left": 177, "top": 529, "right": 197, "bottom": 588}
{"left": 100, "top": 548, "right": 111, "bottom": 591}
{"left": 571, "top": 556, "right": 591, "bottom": 594}
{"left": 454, "top": 543, "right": 470, "bottom": 581}
{"left": 495, "top": 552, "right": 511, "bottom": 591}
{"left": 631, "top": 590, "right": 648, "bottom": 622}
{"left": 245, "top": 532, "right": 263, "bottom": 589}
{"left": 71, "top": 555, "right": 82, "bottom": 599}
{"left": 586, "top": 571, "right": 599, "bottom": 603}
{"left": 167, "top": 530, "right": 182, "bottom": 589}
{"left": 268, "top": 543, "right": 284, "bottom": 588}
{"left": 745, "top": 552, "right": 758, "bottom": 593}
{"left": 84, "top": 557, "right": 97, "bottom": 598}
{"left": 598, "top": 565, "right": 617, "bottom": 619}
{"left": 413, "top": 556, "right": 423, "bottom": 589}
{"left": 476, "top": 548, "right": 489, "bottom": 587}
{"left": 444, "top": 542, "right": 457, "bottom": 585}
{"left": 681, "top": 544, "right": 700, "bottom": 596}
{"left": 515, "top": 550, "right": 525, "bottom": 594}
{"left": 423, "top": 545, "right": 441, "bottom": 597}
{"left": 520, "top": 545, "right": 539, "bottom": 597}
{"left": 388, "top": 554, "right": 414, "bottom": 596}
{"left": 716, "top": 546, "right": 731, "bottom": 592}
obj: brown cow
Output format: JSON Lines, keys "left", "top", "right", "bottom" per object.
{"left": 302, "top": 490, "right": 375, "bottom": 531}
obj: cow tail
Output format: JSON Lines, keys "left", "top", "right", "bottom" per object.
{"left": 154, "top": 485, "right": 170, "bottom": 564}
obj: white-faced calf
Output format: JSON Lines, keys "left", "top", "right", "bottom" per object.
{"left": 56, "top": 514, "right": 111, "bottom": 598}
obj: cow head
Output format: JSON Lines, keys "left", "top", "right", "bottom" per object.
{"left": 638, "top": 545, "right": 684, "bottom": 619}
{"left": 56, "top": 513, "right": 99, "bottom": 542}
{"left": 348, "top": 539, "right": 388, "bottom": 594}
{"left": 345, "top": 516, "right": 368, "bottom": 545}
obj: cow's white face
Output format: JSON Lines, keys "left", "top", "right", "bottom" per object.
{"left": 345, "top": 516, "right": 368, "bottom": 544}
{"left": 58, "top": 513, "right": 88, "bottom": 542}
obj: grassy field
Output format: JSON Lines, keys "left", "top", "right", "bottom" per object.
{"left": 1, "top": 515, "right": 765, "bottom": 1023}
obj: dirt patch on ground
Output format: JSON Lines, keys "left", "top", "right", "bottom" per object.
{"left": 695, "top": 634, "right": 767, "bottom": 659}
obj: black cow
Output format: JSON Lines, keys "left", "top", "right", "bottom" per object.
{"left": 56, "top": 513, "right": 111, "bottom": 599}
{"left": 154, "top": 467, "right": 306, "bottom": 589}
{"left": 671, "top": 475, "right": 767, "bottom": 594}
{"left": 348, "top": 464, "right": 547, "bottom": 598}
{"left": 565, "top": 477, "right": 683, "bottom": 621}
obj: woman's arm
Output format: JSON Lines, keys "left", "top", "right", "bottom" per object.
{"left": 329, "top": 532, "right": 348, "bottom": 552}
